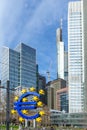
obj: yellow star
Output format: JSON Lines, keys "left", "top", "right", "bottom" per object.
{"left": 36, "top": 117, "right": 42, "bottom": 122}
{"left": 22, "top": 110, "right": 28, "bottom": 115}
{"left": 39, "top": 89, "right": 45, "bottom": 95}
{"left": 39, "top": 110, "right": 45, "bottom": 116}
{"left": 32, "top": 96, "right": 39, "bottom": 101}
{"left": 37, "top": 101, "right": 43, "bottom": 107}
{"left": 22, "top": 98, "right": 28, "bottom": 102}
{"left": 14, "top": 96, "right": 19, "bottom": 101}
{"left": 11, "top": 109, "right": 16, "bottom": 114}
{"left": 29, "top": 87, "right": 36, "bottom": 92}
{"left": 21, "top": 89, "right": 27, "bottom": 94}
{"left": 19, "top": 117, "right": 24, "bottom": 122}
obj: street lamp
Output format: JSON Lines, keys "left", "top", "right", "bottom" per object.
{"left": 0, "top": 80, "right": 16, "bottom": 130}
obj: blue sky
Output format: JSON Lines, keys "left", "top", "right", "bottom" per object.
{"left": 0, "top": 0, "right": 76, "bottom": 81}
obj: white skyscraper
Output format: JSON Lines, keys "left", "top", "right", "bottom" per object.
{"left": 68, "top": 1, "right": 84, "bottom": 113}
{"left": 56, "top": 28, "right": 64, "bottom": 79}
{"left": 83, "top": 0, "right": 87, "bottom": 112}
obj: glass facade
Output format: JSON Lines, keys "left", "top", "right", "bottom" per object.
{"left": 15, "top": 43, "right": 36, "bottom": 88}
{"left": 1, "top": 47, "right": 9, "bottom": 87}
{"left": 60, "top": 92, "right": 68, "bottom": 113}
{"left": 50, "top": 111, "right": 87, "bottom": 127}
{"left": 9, "top": 49, "right": 19, "bottom": 88}
{"left": 1, "top": 43, "right": 36, "bottom": 89}
{"left": 83, "top": 0, "right": 87, "bottom": 112}
{"left": 68, "top": 1, "right": 84, "bottom": 113}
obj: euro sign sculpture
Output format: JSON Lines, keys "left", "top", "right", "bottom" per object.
{"left": 11, "top": 87, "right": 45, "bottom": 122}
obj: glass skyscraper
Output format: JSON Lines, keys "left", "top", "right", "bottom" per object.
{"left": 1, "top": 43, "right": 36, "bottom": 89}
{"left": 68, "top": 1, "right": 84, "bottom": 113}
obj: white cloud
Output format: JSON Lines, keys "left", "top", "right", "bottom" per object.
{"left": 0, "top": 0, "right": 69, "bottom": 80}
{"left": 19, "top": 0, "right": 68, "bottom": 41}
{"left": 0, "top": 0, "right": 69, "bottom": 47}
{"left": 0, "top": 0, "right": 25, "bottom": 46}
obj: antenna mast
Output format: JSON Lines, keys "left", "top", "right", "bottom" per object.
{"left": 60, "top": 18, "right": 63, "bottom": 29}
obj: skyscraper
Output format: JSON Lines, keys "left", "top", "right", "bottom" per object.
{"left": 68, "top": 1, "right": 84, "bottom": 113}
{"left": 1, "top": 47, "right": 19, "bottom": 88}
{"left": 56, "top": 27, "right": 64, "bottom": 79}
{"left": 56, "top": 24, "right": 68, "bottom": 85}
{"left": 83, "top": 0, "right": 87, "bottom": 112}
{"left": 1, "top": 43, "right": 36, "bottom": 89}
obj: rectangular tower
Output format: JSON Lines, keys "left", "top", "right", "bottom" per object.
{"left": 68, "top": 1, "right": 84, "bottom": 113}
{"left": 1, "top": 47, "right": 19, "bottom": 88}
{"left": 1, "top": 43, "right": 36, "bottom": 89}
{"left": 15, "top": 43, "right": 36, "bottom": 88}
{"left": 56, "top": 28, "right": 64, "bottom": 79}
{"left": 83, "top": 0, "right": 87, "bottom": 112}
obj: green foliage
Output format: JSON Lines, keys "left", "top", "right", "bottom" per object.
{"left": 0, "top": 124, "right": 19, "bottom": 129}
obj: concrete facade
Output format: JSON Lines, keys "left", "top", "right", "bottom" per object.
{"left": 46, "top": 79, "right": 66, "bottom": 110}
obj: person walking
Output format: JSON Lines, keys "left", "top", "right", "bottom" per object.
{"left": 50, "top": 126, "right": 54, "bottom": 130}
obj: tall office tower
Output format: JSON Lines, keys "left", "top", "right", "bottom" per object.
{"left": 83, "top": 0, "right": 87, "bottom": 112}
{"left": 56, "top": 27, "right": 64, "bottom": 79}
{"left": 68, "top": 1, "right": 84, "bottom": 113}
{"left": 1, "top": 47, "right": 19, "bottom": 88}
{"left": 15, "top": 43, "right": 36, "bottom": 88}
{"left": 1, "top": 43, "right": 36, "bottom": 89}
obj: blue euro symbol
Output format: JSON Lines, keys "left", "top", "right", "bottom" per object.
{"left": 14, "top": 92, "right": 40, "bottom": 120}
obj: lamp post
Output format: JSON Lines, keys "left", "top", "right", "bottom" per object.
{"left": 6, "top": 80, "right": 10, "bottom": 130}
{"left": 0, "top": 80, "right": 16, "bottom": 130}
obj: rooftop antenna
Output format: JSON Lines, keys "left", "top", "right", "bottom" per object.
{"left": 60, "top": 18, "right": 63, "bottom": 29}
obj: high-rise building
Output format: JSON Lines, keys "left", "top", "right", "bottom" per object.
{"left": 56, "top": 28, "right": 64, "bottom": 79}
{"left": 1, "top": 43, "right": 36, "bottom": 89}
{"left": 83, "top": 0, "right": 87, "bottom": 112}
{"left": 68, "top": 1, "right": 84, "bottom": 113}
{"left": 56, "top": 25, "right": 68, "bottom": 84}
{"left": 1, "top": 47, "right": 19, "bottom": 88}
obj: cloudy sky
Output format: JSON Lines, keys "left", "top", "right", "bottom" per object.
{"left": 0, "top": 0, "right": 76, "bottom": 81}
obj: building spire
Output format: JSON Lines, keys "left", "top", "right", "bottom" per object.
{"left": 60, "top": 18, "right": 63, "bottom": 29}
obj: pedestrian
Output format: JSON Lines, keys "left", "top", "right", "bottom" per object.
{"left": 43, "top": 127, "right": 46, "bottom": 130}
{"left": 50, "top": 126, "right": 54, "bottom": 130}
